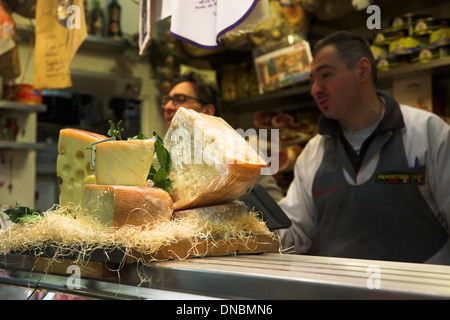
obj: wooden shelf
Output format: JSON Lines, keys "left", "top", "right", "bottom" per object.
{"left": 0, "top": 101, "right": 47, "bottom": 113}
{"left": 378, "top": 56, "right": 450, "bottom": 87}
{"left": 222, "top": 56, "right": 450, "bottom": 114}
{"left": 17, "top": 27, "right": 133, "bottom": 55}
{"left": 0, "top": 140, "right": 46, "bottom": 151}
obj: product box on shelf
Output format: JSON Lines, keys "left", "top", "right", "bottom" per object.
{"left": 253, "top": 36, "right": 312, "bottom": 94}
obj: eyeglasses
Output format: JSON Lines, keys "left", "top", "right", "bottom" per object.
{"left": 162, "top": 94, "right": 205, "bottom": 108}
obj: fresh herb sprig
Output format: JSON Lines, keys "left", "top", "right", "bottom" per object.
{"left": 4, "top": 203, "right": 42, "bottom": 224}
{"left": 148, "top": 132, "right": 171, "bottom": 192}
{"left": 107, "top": 120, "right": 124, "bottom": 140}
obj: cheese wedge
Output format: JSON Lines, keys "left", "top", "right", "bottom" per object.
{"left": 57, "top": 128, "right": 108, "bottom": 207}
{"left": 164, "top": 107, "right": 267, "bottom": 210}
{"left": 95, "top": 139, "right": 155, "bottom": 186}
{"left": 81, "top": 184, "right": 173, "bottom": 228}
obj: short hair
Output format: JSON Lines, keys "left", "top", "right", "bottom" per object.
{"left": 312, "top": 31, "right": 377, "bottom": 85}
{"left": 169, "top": 72, "right": 221, "bottom": 117}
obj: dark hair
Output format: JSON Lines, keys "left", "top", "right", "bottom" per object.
{"left": 313, "top": 31, "right": 377, "bottom": 85}
{"left": 169, "top": 72, "right": 221, "bottom": 117}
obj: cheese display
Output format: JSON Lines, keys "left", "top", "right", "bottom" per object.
{"left": 81, "top": 185, "right": 173, "bottom": 228}
{"left": 57, "top": 128, "right": 108, "bottom": 207}
{"left": 164, "top": 107, "right": 267, "bottom": 210}
{"left": 95, "top": 139, "right": 155, "bottom": 186}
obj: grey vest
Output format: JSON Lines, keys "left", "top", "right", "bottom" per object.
{"left": 312, "top": 128, "right": 447, "bottom": 263}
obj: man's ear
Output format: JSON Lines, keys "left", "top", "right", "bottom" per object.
{"left": 356, "top": 57, "right": 372, "bottom": 83}
{"left": 202, "top": 104, "right": 216, "bottom": 116}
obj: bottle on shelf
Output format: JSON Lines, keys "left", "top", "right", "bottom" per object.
{"left": 107, "top": 0, "right": 122, "bottom": 40}
{"left": 89, "top": 0, "right": 105, "bottom": 37}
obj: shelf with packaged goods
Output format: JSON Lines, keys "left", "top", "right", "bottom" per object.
{"left": 308, "top": 0, "right": 450, "bottom": 41}
{"left": 0, "top": 100, "right": 47, "bottom": 150}
{"left": 221, "top": 56, "right": 450, "bottom": 114}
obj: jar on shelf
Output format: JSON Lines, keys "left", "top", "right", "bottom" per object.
{"left": 2, "top": 118, "right": 19, "bottom": 141}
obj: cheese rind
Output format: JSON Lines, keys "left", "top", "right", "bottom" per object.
{"left": 57, "top": 129, "right": 108, "bottom": 207}
{"left": 164, "top": 107, "right": 267, "bottom": 210}
{"left": 81, "top": 184, "right": 173, "bottom": 228}
{"left": 95, "top": 139, "right": 155, "bottom": 186}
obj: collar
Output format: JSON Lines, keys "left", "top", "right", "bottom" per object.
{"left": 318, "top": 90, "right": 405, "bottom": 138}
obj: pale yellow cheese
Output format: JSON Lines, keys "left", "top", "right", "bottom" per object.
{"left": 81, "top": 184, "right": 173, "bottom": 228}
{"left": 164, "top": 107, "right": 267, "bottom": 210}
{"left": 57, "top": 129, "right": 108, "bottom": 207}
{"left": 95, "top": 139, "right": 155, "bottom": 186}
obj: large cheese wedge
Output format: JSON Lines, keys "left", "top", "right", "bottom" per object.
{"left": 164, "top": 107, "right": 267, "bottom": 210}
{"left": 95, "top": 139, "right": 155, "bottom": 186}
{"left": 81, "top": 184, "right": 173, "bottom": 228}
{"left": 57, "top": 128, "right": 108, "bottom": 207}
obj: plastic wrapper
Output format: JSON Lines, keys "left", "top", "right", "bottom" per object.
{"left": 164, "top": 107, "right": 267, "bottom": 211}
{"left": 95, "top": 138, "right": 156, "bottom": 187}
{"left": 220, "top": 0, "right": 309, "bottom": 51}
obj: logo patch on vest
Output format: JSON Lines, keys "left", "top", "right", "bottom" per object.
{"left": 376, "top": 166, "right": 425, "bottom": 185}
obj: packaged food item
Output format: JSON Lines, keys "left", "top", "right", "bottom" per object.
{"left": 13, "top": 84, "right": 43, "bottom": 105}
{"left": 253, "top": 35, "right": 312, "bottom": 93}
{"left": 107, "top": 0, "right": 122, "bottom": 40}
{"left": 370, "top": 45, "right": 387, "bottom": 61}
{"left": 1, "top": 118, "right": 19, "bottom": 140}
{"left": 0, "top": 0, "right": 20, "bottom": 80}
{"left": 377, "top": 53, "right": 412, "bottom": 71}
{"left": 89, "top": 0, "right": 104, "bottom": 37}
{"left": 429, "top": 24, "right": 450, "bottom": 47}
{"left": 388, "top": 36, "right": 423, "bottom": 55}
{"left": 411, "top": 47, "right": 440, "bottom": 63}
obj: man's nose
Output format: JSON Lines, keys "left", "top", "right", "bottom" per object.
{"left": 164, "top": 101, "right": 177, "bottom": 113}
{"left": 310, "top": 80, "right": 323, "bottom": 98}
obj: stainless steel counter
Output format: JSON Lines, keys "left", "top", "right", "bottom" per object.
{"left": 1, "top": 252, "right": 450, "bottom": 299}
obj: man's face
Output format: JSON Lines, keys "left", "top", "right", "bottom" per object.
{"left": 309, "top": 45, "right": 360, "bottom": 121}
{"left": 163, "top": 81, "right": 205, "bottom": 128}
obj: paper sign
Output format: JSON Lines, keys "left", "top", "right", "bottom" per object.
{"left": 33, "top": 0, "right": 87, "bottom": 90}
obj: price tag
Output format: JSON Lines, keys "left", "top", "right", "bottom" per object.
{"left": 89, "top": 137, "right": 115, "bottom": 169}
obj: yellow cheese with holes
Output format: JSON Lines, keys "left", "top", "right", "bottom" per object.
{"left": 164, "top": 107, "right": 267, "bottom": 210}
{"left": 95, "top": 139, "right": 155, "bottom": 186}
{"left": 57, "top": 129, "right": 108, "bottom": 207}
{"left": 81, "top": 184, "right": 173, "bottom": 228}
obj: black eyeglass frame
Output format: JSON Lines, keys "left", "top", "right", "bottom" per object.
{"left": 161, "top": 93, "right": 206, "bottom": 108}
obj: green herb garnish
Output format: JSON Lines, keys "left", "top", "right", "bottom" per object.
{"left": 4, "top": 203, "right": 42, "bottom": 224}
{"left": 148, "top": 131, "right": 172, "bottom": 192}
{"left": 107, "top": 120, "right": 124, "bottom": 140}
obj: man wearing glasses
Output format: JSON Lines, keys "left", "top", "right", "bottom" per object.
{"left": 162, "top": 72, "right": 221, "bottom": 128}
